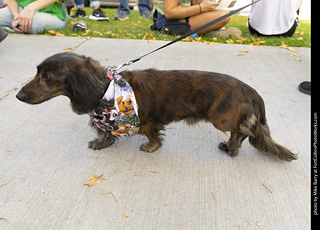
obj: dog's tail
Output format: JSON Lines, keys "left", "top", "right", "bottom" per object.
{"left": 239, "top": 100, "right": 297, "bottom": 162}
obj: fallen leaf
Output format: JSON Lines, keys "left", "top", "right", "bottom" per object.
{"left": 252, "top": 38, "right": 265, "bottom": 46}
{"left": 41, "top": 188, "right": 45, "bottom": 194}
{"left": 206, "top": 41, "right": 215, "bottom": 45}
{"left": 64, "top": 47, "right": 72, "bottom": 50}
{"left": 192, "top": 37, "right": 201, "bottom": 42}
{"left": 226, "top": 39, "right": 234, "bottom": 44}
{"left": 288, "top": 47, "right": 298, "bottom": 52}
{"left": 236, "top": 36, "right": 247, "bottom": 41}
{"left": 257, "top": 221, "right": 263, "bottom": 226}
{"left": 0, "top": 184, "right": 6, "bottom": 188}
{"left": 290, "top": 53, "right": 300, "bottom": 57}
{"left": 87, "top": 174, "right": 97, "bottom": 186}
{"left": 295, "top": 58, "right": 302, "bottom": 62}
{"left": 148, "top": 170, "right": 159, "bottom": 174}
{"left": 240, "top": 50, "right": 249, "bottom": 53}
{"left": 84, "top": 173, "right": 105, "bottom": 187}
{"left": 47, "top": 30, "right": 65, "bottom": 36}
{"left": 279, "top": 41, "right": 298, "bottom": 52}
{"left": 142, "top": 32, "right": 153, "bottom": 40}
{"left": 234, "top": 54, "right": 245, "bottom": 56}
{"left": 279, "top": 41, "right": 288, "bottom": 48}
{"left": 124, "top": 212, "right": 129, "bottom": 218}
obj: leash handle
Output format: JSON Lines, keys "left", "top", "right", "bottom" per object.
{"left": 115, "top": 0, "right": 261, "bottom": 70}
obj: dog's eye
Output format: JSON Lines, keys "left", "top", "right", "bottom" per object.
{"left": 43, "top": 74, "right": 51, "bottom": 81}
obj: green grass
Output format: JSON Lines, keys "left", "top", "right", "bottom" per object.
{"left": 48, "top": 7, "right": 311, "bottom": 47}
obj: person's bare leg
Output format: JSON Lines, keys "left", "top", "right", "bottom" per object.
{"left": 188, "top": 10, "right": 230, "bottom": 35}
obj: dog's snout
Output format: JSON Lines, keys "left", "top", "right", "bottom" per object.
{"left": 16, "top": 91, "right": 27, "bottom": 102}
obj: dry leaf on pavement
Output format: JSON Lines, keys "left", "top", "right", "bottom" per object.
{"left": 84, "top": 173, "right": 106, "bottom": 187}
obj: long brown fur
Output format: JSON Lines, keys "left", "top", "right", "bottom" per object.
{"left": 16, "top": 52, "right": 297, "bottom": 161}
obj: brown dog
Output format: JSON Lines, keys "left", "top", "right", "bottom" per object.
{"left": 16, "top": 52, "right": 297, "bottom": 161}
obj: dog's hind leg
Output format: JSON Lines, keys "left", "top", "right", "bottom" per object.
{"left": 219, "top": 132, "right": 248, "bottom": 157}
{"left": 139, "top": 122, "right": 165, "bottom": 153}
{"left": 89, "top": 129, "right": 116, "bottom": 150}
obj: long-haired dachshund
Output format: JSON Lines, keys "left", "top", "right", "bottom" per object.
{"left": 16, "top": 52, "right": 297, "bottom": 161}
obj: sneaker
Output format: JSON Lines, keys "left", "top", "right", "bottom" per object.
{"left": 0, "top": 28, "right": 8, "bottom": 43}
{"left": 206, "top": 27, "right": 242, "bottom": 38}
{"left": 113, "top": 12, "right": 129, "bottom": 21}
{"left": 70, "top": 9, "right": 87, "bottom": 18}
{"left": 140, "top": 13, "right": 152, "bottom": 18}
{"left": 298, "top": 81, "right": 311, "bottom": 95}
{"left": 89, "top": 8, "right": 109, "bottom": 21}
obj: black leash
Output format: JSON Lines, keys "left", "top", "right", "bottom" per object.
{"left": 114, "top": 0, "right": 261, "bottom": 71}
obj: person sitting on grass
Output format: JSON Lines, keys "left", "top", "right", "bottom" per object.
{"left": 0, "top": 0, "right": 67, "bottom": 40}
{"left": 153, "top": 0, "right": 241, "bottom": 38}
{"left": 70, "top": 0, "right": 109, "bottom": 21}
{"left": 248, "top": 0, "right": 303, "bottom": 37}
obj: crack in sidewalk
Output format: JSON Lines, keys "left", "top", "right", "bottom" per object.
{"left": 0, "top": 76, "right": 35, "bottom": 102}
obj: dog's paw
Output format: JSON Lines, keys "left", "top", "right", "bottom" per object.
{"left": 140, "top": 142, "right": 161, "bottom": 153}
{"left": 88, "top": 137, "right": 115, "bottom": 150}
{"left": 88, "top": 139, "right": 101, "bottom": 150}
{"left": 218, "top": 141, "right": 229, "bottom": 152}
{"left": 218, "top": 141, "right": 239, "bottom": 157}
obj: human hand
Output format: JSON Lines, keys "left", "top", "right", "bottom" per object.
{"left": 200, "top": 0, "right": 220, "bottom": 12}
{"left": 11, "top": 17, "right": 23, "bottom": 33}
{"left": 14, "top": 7, "right": 35, "bottom": 32}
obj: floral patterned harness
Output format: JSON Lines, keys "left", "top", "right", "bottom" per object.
{"left": 88, "top": 67, "right": 140, "bottom": 138}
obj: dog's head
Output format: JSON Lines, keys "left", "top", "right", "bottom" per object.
{"left": 16, "top": 52, "right": 108, "bottom": 114}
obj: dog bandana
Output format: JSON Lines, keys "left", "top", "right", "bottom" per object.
{"left": 88, "top": 67, "right": 140, "bottom": 138}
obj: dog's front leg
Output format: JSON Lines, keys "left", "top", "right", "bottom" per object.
{"left": 88, "top": 128, "right": 116, "bottom": 150}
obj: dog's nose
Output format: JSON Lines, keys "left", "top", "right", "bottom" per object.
{"left": 16, "top": 91, "right": 27, "bottom": 102}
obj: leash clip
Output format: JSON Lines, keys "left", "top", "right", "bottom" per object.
{"left": 114, "top": 60, "right": 133, "bottom": 71}
{"left": 113, "top": 57, "right": 142, "bottom": 72}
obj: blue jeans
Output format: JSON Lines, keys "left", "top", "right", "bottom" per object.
{"left": 74, "top": 0, "right": 100, "bottom": 8}
{"left": 117, "top": 0, "right": 151, "bottom": 16}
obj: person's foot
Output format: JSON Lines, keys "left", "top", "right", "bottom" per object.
{"left": 70, "top": 9, "right": 87, "bottom": 18}
{"left": 113, "top": 12, "right": 129, "bottom": 21}
{"left": 89, "top": 8, "right": 109, "bottom": 21}
{"left": 298, "top": 81, "right": 311, "bottom": 95}
{"left": 0, "top": 28, "right": 8, "bottom": 43}
{"left": 140, "top": 13, "right": 151, "bottom": 18}
{"left": 206, "top": 27, "right": 242, "bottom": 38}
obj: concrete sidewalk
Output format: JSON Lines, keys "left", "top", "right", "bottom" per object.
{"left": 0, "top": 34, "right": 311, "bottom": 230}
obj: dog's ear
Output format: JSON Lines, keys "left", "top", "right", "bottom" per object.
{"left": 67, "top": 58, "right": 106, "bottom": 114}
